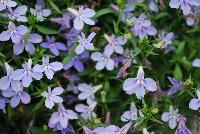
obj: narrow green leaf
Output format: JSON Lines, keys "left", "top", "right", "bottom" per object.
{"left": 48, "top": 0, "right": 62, "bottom": 14}
{"left": 94, "top": 8, "right": 116, "bottom": 18}
{"left": 62, "top": 53, "right": 76, "bottom": 65}
{"left": 154, "top": 12, "right": 168, "bottom": 20}
{"left": 32, "top": 98, "right": 45, "bottom": 112}
{"left": 35, "top": 25, "right": 59, "bottom": 35}
{"left": 174, "top": 64, "right": 183, "bottom": 81}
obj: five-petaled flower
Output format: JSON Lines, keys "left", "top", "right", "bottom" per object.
{"left": 42, "top": 87, "right": 64, "bottom": 109}
{"left": 2, "top": 81, "right": 31, "bottom": 108}
{"left": 130, "top": 13, "right": 157, "bottom": 39}
{"left": 0, "top": 63, "right": 15, "bottom": 90}
{"left": 51, "top": 13, "right": 73, "bottom": 31}
{"left": 30, "top": 4, "right": 51, "bottom": 21}
{"left": 11, "top": 59, "right": 43, "bottom": 87}
{"left": 40, "top": 36, "right": 67, "bottom": 56}
{"left": 189, "top": 90, "right": 200, "bottom": 111}
{"left": 75, "top": 32, "right": 96, "bottom": 54}
{"left": 104, "top": 34, "right": 127, "bottom": 55}
{"left": 0, "top": 21, "right": 28, "bottom": 43}
{"left": 33, "top": 57, "right": 63, "bottom": 80}
{"left": 48, "top": 103, "right": 78, "bottom": 129}
{"left": 77, "top": 83, "right": 102, "bottom": 105}
{"left": 8, "top": 5, "right": 28, "bottom": 22}
{"left": 91, "top": 51, "right": 115, "bottom": 71}
{"left": 13, "top": 33, "right": 42, "bottom": 55}
{"left": 169, "top": 0, "right": 200, "bottom": 15}
{"left": 161, "top": 105, "right": 180, "bottom": 129}
{"left": 0, "top": 0, "right": 17, "bottom": 11}
{"left": 121, "top": 102, "right": 138, "bottom": 122}
{"left": 75, "top": 101, "right": 97, "bottom": 120}
{"left": 123, "top": 66, "right": 157, "bottom": 99}
{"left": 68, "top": 6, "right": 96, "bottom": 30}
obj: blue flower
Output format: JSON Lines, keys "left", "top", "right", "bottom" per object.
{"left": 123, "top": 66, "right": 157, "bottom": 99}
{"left": 11, "top": 59, "right": 43, "bottom": 87}
{"left": 33, "top": 56, "right": 63, "bottom": 80}
{"left": 161, "top": 105, "right": 180, "bottom": 129}
{"left": 68, "top": 6, "right": 96, "bottom": 30}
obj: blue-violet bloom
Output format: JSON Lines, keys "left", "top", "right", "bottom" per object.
{"left": 123, "top": 66, "right": 157, "bottom": 99}
{"left": 33, "top": 56, "right": 63, "bottom": 80}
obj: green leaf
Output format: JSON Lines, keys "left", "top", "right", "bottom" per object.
{"left": 134, "top": 117, "right": 145, "bottom": 127}
{"left": 62, "top": 53, "right": 76, "bottom": 65}
{"left": 48, "top": 0, "right": 62, "bottom": 14}
{"left": 154, "top": 12, "right": 168, "bottom": 20}
{"left": 32, "top": 98, "right": 45, "bottom": 112}
{"left": 149, "top": 117, "right": 164, "bottom": 124}
{"left": 94, "top": 8, "right": 116, "bottom": 18}
{"left": 186, "top": 27, "right": 200, "bottom": 33}
{"left": 35, "top": 25, "right": 59, "bottom": 35}
{"left": 174, "top": 64, "right": 183, "bottom": 81}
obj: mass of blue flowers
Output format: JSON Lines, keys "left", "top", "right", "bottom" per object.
{"left": 0, "top": 0, "right": 200, "bottom": 134}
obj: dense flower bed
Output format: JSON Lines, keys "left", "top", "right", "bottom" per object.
{"left": 0, "top": 0, "right": 200, "bottom": 134}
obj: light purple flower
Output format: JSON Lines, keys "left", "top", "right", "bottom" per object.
{"left": 13, "top": 33, "right": 42, "bottom": 55}
{"left": 0, "top": 21, "right": 28, "bottom": 43}
{"left": 155, "top": 32, "right": 174, "bottom": 49}
{"left": 111, "top": 0, "right": 143, "bottom": 13}
{"left": 11, "top": 59, "right": 43, "bottom": 87}
{"left": 75, "top": 101, "right": 97, "bottom": 120}
{"left": 30, "top": 4, "right": 51, "bottom": 21}
{"left": 2, "top": 81, "right": 31, "bottom": 108}
{"left": 77, "top": 83, "right": 102, "bottom": 105}
{"left": 41, "top": 36, "right": 67, "bottom": 56}
{"left": 148, "top": 0, "right": 159, "bottom": 12}
{"left": 68, "top": 6, "right": 96, "bottom": 30}
{"left": 91, "top": 51, "right": 115, "bottom": 71}
{"left": 42, "top": 87, "right": 64, "bottom": 109}
{"left": 8, "top": 5, "right": 28, "bottom": 22}
{"left": 114, "top": 56, "right": 127, "bottom": 68}
{"left": 186, "top": 17, "right": 196, "bottom": 26}
{"left": 64, "top": 51, "right": 89, "bottom": 72}
{"left": 123, "top": 66, "right": 157, "bottom": 99}
{"left": 0, "top": 0, "right": 17, "bottom": 11}
{"left": 167, "top": 76, "right": 184, "bottom": 95}
{"left": 121, "top": 102, "right": 138, "bottom": 122}
{"left": 84, "top": 122, "right": 132, "bottom": 134}
{"left": 66, "top": 81, "right": 79, "bottom": 94}
{"left": 130, "top": 13, "right": 157, "bottom": 39}
{"left": 0, "top": 63, "right": 14, "bottom": 90}
{"left": 169, "top": 0, "right": 200, "bottom": 15}
{"left": 161, "top": 105, "right": 180, "bottom": 129}
{"left": 192, "top": 58, "right": 200, "bottom": 68}
{"left": 143, "top": 128, "right": 154, "bottom": 134}
{"left": 175, "top": 116, "right": 192, "bottom": 134}
{"left": 189, "top": 90, "right": 200, "bottom": 111}
{"left": 104, "top": 34, "right": 127, "bottom": 55}
{"left": 48, "top": 103, "right": 78, "bottom": 130}
{"left": 75, "top": 32, "right": 96, "bottom": 54}
{"left": 33, "top": 57, "right": 63, "bottom": 80}
{"left": 185, "top": 6, "right": 200, "bottom": 26}
{"left": 0, "top": 98, "right": 6, "bottom": 113}
{"left": 116, "top": 59, "right": 132, "bottom": 79}
{"left": 60, "top": 28, "right": 81, "bottom": 48}
{"left": 51, "top": 13, "right": 73, "bottom": 31}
